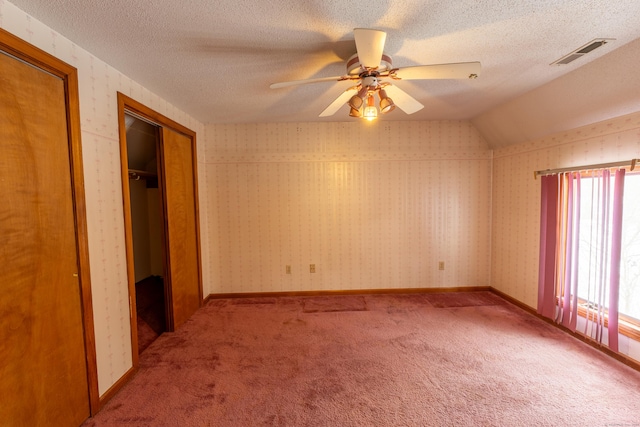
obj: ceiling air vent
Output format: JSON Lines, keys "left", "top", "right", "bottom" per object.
{"left": 551, "top": 38, "right": 615, "bottom": 65}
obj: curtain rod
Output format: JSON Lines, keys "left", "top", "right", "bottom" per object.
{"left": 534, "top": 159, "right": 638, "bottom": 179}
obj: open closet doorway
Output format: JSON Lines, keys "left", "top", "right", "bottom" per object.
{"left": 125, "top": 114, "right": 167, "bottom": 354}
{"left": 118, "top": 93, "right": 203, "bottom": 368}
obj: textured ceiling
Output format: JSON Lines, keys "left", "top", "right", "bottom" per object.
{"left": 9, "top": 0, "right": 640, "bottom": 125}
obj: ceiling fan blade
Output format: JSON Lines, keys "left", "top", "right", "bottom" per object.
{"left": 270, "top": 75, "right": 347, "bottom": 89}
{"left": 354, "top": 28, "right": 386, "bottom": 69}
{"left": 382, "top": 85, "right": 424, "bottom": 114}
{"left": 392, "top": 62, "right": 481, "bottom": 80}
{"left": 319, "top": 87, "right": 358, "bottom": 117}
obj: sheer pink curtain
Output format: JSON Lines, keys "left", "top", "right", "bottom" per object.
{"left": 608, "top": 169, "right": 625, "bottom": 351}
{"left": 559, "top": 172, "right": 580, "bottom": 331}
{"left": 537, "top": 174, "right": 558, "bottom": 320}
{"left": 537, "top": 169, "right": 625, "bottom": 352}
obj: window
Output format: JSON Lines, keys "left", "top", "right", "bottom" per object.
{"left": 537, "top": 166, "right": 640, "bottom": 353}
{"left": 620, "top": 173, "right": 640, "bottom": 321}
{"left": 576, "top": 173, "right": 640, "bottom": 322}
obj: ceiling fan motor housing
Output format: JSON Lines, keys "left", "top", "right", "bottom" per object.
{"left": 361, "top": 75, "right": 379, "bottom": 89}
{"left": 347, "top": 53, "right": 393, "bottom": 75}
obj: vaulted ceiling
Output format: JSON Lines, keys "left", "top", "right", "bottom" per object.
{"left": 9, "top": 0, "right": 640, "bottom": 147}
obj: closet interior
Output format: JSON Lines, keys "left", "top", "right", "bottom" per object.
{"left": 125, "top": 113, "right": 167, "bottom": 353}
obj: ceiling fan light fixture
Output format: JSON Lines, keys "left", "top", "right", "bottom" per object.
{"left": 349, "top": 106, "right": 363, "bottom": 118}
{"left": 348, "top": 86, "right": 369, "bottom": 110}
{"left": 378, "top": 89, "right": 395, "bottom": 114}
{"left": 363, "top": 95, "right": 378, "bottom": 121}
{"left": 348, "top": 95, "right": 364, "bottom": 110}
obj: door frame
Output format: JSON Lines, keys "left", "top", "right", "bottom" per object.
{"left": 0, "top": 29, "right": 100, "bottom": 414}
{"left": 117, "top": 92, "right": 203, "bottom": 368}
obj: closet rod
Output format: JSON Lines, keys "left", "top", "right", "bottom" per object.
{"left": 534, "top": 159, "right": 638, "bottom": 179}
{"left": 128, "top": 169, "right": 157, "bottom": 180}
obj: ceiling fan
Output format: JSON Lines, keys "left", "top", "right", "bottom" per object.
{"left": 270, "top": 28, "right": 481, "bottom": 120}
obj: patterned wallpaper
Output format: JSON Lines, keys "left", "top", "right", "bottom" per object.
{"left": 205, "top": 121, "right": 493, "bottom": 294}
{"left": 491, "top": 112, "right": 640, "bottom": 309}
{"left": 1, "top": 0, "right": 208, "bottom": 396}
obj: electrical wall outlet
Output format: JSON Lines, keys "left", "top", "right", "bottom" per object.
{"left": 439, "top": 261, "right": 445, "bottom": 270}
{"left": 286, "top": 265, "right": 291, "bottom": 274}
{"left": 310, "top": 264, "right": 316, "bottom": 273}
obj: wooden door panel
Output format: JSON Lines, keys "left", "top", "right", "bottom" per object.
{"left": 0, "top": 51, "right": 90, "bottom": 425}
{"left": 161, "top": 128, "right": 201, "bottom": 329}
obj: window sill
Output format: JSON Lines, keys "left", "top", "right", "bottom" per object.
{"left": 576, "top": 304, "right": 640, "bottom": 342}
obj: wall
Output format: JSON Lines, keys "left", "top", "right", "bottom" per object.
{"left": 205, "top": 121, "right": 492, "bottom": 294}
{"left": 491, "top": 111, "right": 640, "bottom": 308}
{"left": 1, "top": 1, "right": 208, "bottom": 396}
{"left": 129, "top": 182, "right": 164, "bottom": 282}
{"left": 129, "top": 180, "right": 153, "bottom": 282}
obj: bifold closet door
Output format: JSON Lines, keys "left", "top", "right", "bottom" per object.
{"left": 161, "top": 127, "right": 201, "bottom": 329}
{"left": 0, "top": 51, "right": 90, "bottom": 425}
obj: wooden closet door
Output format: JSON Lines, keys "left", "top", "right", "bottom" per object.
{"left": 0, "top": 52, "right": 90, "bottom": 425}
{"left": 161, "top": 128, "right": 202, "bottom": 329}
